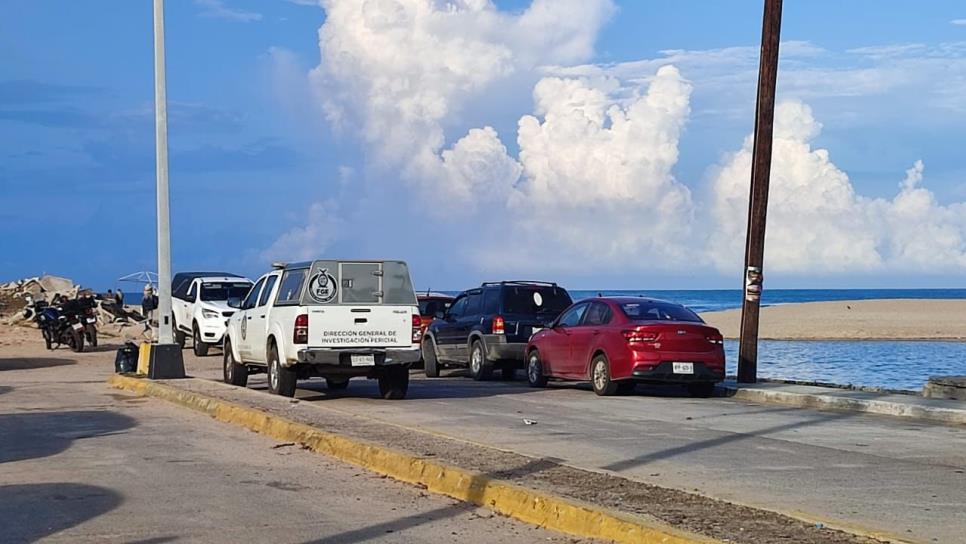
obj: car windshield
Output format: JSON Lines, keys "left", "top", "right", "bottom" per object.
{"left": 419, "top": 299, "right": 451, "bottom": 317}
{"left": 620, "top": 301, "right": 703, "bottom": 323}
{"left": 502, "top": 286, "right": 572, "bottom": 315}
{"left": 200, "top": 282, "right": 252, "bottom": 305}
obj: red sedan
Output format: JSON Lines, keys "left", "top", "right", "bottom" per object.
{"left": 525, "top": 297, "right": 725, "bottom": 397}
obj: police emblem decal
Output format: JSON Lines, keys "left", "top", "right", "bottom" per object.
{"left": 308, "top": 268, "right": 338, "bottom": 303}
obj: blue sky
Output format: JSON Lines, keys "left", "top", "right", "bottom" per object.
{"left": 2, "top": 0, "right": 966, "bottom": 291}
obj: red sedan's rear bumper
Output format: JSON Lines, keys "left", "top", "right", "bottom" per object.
{"left": 613, "top": 348, "right": 725, "bottom": 383}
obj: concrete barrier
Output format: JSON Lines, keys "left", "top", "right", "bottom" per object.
{"left": 725, "top": 383, "right": 966, "bottom": 426}
{"left": 108, "top": 374, "right": 717, "bottom": 544}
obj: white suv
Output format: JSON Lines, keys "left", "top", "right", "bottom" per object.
{"left": 223, "top": 260, "right": 421, "bottom": 399}
{"left": 171, "top": 273, "right": 253, "bottom": 356}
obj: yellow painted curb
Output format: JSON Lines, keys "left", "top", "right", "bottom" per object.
{"left": 108, "top": 374, "right": 717, "bottom": 544}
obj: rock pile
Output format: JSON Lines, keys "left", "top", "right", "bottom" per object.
{"left": 0, "top": 275, "right": 145, "bottom": 334}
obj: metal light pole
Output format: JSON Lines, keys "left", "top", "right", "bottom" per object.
{"left": 150, "top": 0, "right": 185, "bottom": 378}
{"left": 737, "top": 0, "right": 783, "bottom": 384}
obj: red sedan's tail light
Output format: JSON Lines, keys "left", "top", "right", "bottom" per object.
{"left": 492, "top": 315, "right": 505, "bottom": 335}
{"left": 706, "top": 333, "right": 724, "bottom": 345}
{"left": 412, "top": 313, "right": 422, "bottom": 343}
{"left": 294, "top": 314, "right": 308, "bottom": 344}
{"left": 622, "top": 330, "right": 658, "bottom": 344}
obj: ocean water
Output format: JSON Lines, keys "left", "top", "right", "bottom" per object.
{"left": 568, "top": 289, "right": 966, "bottom": 391}
{"left": 568, "top": 288, "right": 966, "bottom": 313}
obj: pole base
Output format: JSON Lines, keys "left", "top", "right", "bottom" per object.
{"left": 147, "top": 343, "right": 186, "bottom": 379}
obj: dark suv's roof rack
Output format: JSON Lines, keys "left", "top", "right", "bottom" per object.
{"left": 480, "top": 280, "right": 558, "bottom": 287}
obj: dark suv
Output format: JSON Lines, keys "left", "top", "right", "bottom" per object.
{"left": 422, "top": 281, "right": 572, "bottom": 380}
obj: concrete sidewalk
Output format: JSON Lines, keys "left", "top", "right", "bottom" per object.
{"left": 724, "top": 380, "right": 966, "bottom": 426}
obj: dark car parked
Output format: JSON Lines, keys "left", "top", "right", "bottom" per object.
{"left": 422, "top": 281, "right": 572, "bottom": 380}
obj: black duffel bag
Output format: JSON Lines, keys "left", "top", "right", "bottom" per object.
{"left": 114, "top": 342, "right": 139, "bottom": 373}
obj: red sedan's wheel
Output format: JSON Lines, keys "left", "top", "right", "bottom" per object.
{"left": 591, "top": 354, "right": 618, "bottom": 396}
{"left": 527, "top": 350, "right": 547, "bottom": 388}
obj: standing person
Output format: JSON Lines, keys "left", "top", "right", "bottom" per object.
{"left": 141, "top": 284, "right": 157, "bottom": 339}
{"left": 115, "top": 288, "right": 124, "bottom": 308}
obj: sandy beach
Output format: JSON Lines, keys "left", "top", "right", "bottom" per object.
{"left": 700, "top": 298, "right": 966, "bottom": 341}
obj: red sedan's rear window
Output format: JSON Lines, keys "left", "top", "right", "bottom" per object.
{"left": 620, "top": 301, "right": 703, "bottom": 323}
{"left": 418, "top": 298, "right": 451, "bottom": 317}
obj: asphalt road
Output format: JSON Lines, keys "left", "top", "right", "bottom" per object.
{"left": 184, "top": 353, "right": 966, "bottom": 544}
{"left": 0, "top": 336, "right": 591, "bottom": 543}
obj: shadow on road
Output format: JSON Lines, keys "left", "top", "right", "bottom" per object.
{"left": 302, "top": 457, "right": 557, "bottom": 544}
{"left": 0, "top": 385, "right": 12, "bottom": 396}
{"left": 0, "top": 357, "right": 76, "bottom": 372}
{"left": 601, "top": 410, "right": 855, "bottom": 472}
{"left": 0, "top": 410, "right": 138, "bottom": 464}
{"left": 0, "top": 483, "right": 123, "bottom": 543}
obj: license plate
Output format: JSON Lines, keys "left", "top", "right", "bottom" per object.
{"left": 350, "top": 354, "right": 375, "bottom": 367}
{"left": 71, "top": 323, "right": 84, "bottom": 331}
{"left": 86, "top": 318, "right": 96, "bottom": 324}
{"left": 672, "top": 362, "right": 694, "bottom": 374}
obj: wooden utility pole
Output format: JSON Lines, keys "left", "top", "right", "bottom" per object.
{"left": 737, "top": 0, "right": 783, "bottom": 384}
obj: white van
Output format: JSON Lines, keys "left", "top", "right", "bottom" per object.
{"left": 223, "top": 260, "right": 420, "bottom": 399}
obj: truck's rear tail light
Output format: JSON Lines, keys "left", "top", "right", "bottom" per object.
{"left": 492, "top": 315, "right": 505, "bottom": 335}
{"left": 412, "top": 313, "right": 421, "bottom": 343}
{"left": 294, "top": 314, "right": 308, "bottom": 344}
{"left": 622, "top": 330, "right": 658, "bottom": 345}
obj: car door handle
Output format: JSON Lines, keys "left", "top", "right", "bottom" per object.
{"left": 259, "top": 315, "right": 265, "bottom": 318}
{"left": 247, "top": 316, "right": 252, "bottom": 320}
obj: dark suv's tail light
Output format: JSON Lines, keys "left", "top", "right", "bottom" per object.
{"left": 294, "top": 314, "right": 308, "bottom": 344}
{"left": 492, "top": 315, "right": 505, "bottom": 335}
{"left": 412, "top": 313, "right": 421, "bottom": 343}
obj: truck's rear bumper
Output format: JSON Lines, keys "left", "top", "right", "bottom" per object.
{"left": 295, "top": 347, "right": 420, "bottom": 367}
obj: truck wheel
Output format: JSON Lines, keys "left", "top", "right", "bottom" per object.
{"left": 192, "top": 324, "right": 209, "bottom": 357}
{"left": 422, "top": 337, "right": 440, "bottom": 378}
{"left": 468, "top": 340, "right": 492, "bottom": 381}
{"left": 223, "top": 339, "right": 248, "bottom": 387}
{"left": 325, "top": 378, "right": 350, "bottom": 390}
{"left": 378, "top": 365, "right": 409, "bottom": 399}
{"left": 267, "top": 344, "right": 296, "bottom": 397}
{"left": 526, "top": 350, "right": 548, "bottom": 388}
{"left": 173, "top": 316, "right": 186, "bottom": 348}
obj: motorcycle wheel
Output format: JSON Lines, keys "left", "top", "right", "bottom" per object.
{"left": 42, "top": 328, "right": 52, "bottom": 350}
{"left": 86, "top": 325, "right": 98, "bottom": 347}
{"left": 68, "top": 330, "right": 85, "bottom": 353}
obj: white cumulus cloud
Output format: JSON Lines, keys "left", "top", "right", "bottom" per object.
{"left": 710, "top": 101, "right": 966, "bottom": 274}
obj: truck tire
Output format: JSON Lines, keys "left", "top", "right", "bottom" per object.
{"left": 223, "top": 339, "right": 248, "bottom": 387}
{"left": 173, "top": 316, "right": 186, "bottom": 348}
{"left": 422, "top": 337, "right": 440, "bottom": 378}
{"left": 192, "top": 324, "right": 209, "bottom": 357}
{"left": 378, "top": 365, "right": 409, "bottom": 400}
{"left": 468, "top": 340, "right": 492, "bottom": 381}
{"left": 267, "top": 344, "right": 296, "bottom": 397}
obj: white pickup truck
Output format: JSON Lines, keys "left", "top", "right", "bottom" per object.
{"left": 171, "top": 272, "right": 253, "bottom": 356}
{"left": 222, "top": 260, "right": 421, "bottom": 399}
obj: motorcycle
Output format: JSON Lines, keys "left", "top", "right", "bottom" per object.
{"left": 23, "top": 295, "right": 57, "bottom": 350}
{"left": 24, "top": 294, "right": 85, "bottom": 352}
